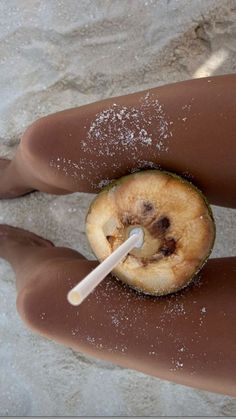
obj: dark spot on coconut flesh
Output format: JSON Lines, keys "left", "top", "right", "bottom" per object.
{"left": 149, "top": 216, "right": 170, "bottom": 236}
{"left": 142, "top": 201, "right": 154, "bottom": 214}
{"left": 160, "top": 238, "right": 176, "bottom": 256}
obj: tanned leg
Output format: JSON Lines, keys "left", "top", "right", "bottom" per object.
{"left": 0, "top": 150, "right": 70, "bottom": 198}
{"left": 0, "top": 74, "right": 236, "bottom": 207}
{"left": 0, "top": 225, "right": 235, "bottom": 396}
{"left": 0, "top": 75, "right": 236, "bottom": 396}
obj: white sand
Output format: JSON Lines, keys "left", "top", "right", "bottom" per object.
{"left": 0, "top": 0, "right": 236, "bottom": 415}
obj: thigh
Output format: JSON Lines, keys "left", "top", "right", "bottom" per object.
{"left": 20, "top": 75, "right": 236, "bottom": 206}
{"left": 16, "top": 255, "right": 236, "bottom": 396}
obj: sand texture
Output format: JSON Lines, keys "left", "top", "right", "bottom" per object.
{"left": 0, "top": 0, "right": 236, "bottom": 416}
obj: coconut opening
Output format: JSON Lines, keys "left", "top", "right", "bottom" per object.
{"left": 128, "top": 227, "right": 144, "bottom": 248}
{"left": 104, "top": 217, "right": 177, "bottom": 260}
{"left": 87, "top": 170, "right": 215, "bottom": 296}
{"left": 125, "top": 224, "right": 161, "bottom": 258}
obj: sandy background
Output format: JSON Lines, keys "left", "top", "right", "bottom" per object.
{"left": 0, "top": 0, "right": 236, "bottom": 416}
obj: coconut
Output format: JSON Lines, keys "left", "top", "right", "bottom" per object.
{"left": 86, "top": 170, "right": 215, "bottom": 296}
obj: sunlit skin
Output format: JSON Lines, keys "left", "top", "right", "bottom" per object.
{"left": 0, "top": 75, "right": 235, "bottom": 396}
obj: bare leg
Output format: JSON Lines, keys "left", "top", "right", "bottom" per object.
{"left": 0, "top": 74, "right": 236, "bottom": 207}
{"left": 0, "top": 150, "right": 70, "bottom": 199}
{"left": 0, "top": 225, "right": 235, "bottom": 396}
{"left": 0, "top": 157, "right": 34, "bottom": 198}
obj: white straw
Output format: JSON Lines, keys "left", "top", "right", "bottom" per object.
{"left": 67, "top": 227, "right": 144, "bottom": 306}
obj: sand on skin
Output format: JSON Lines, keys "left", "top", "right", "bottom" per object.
{"left": 0, "top": 0, "right": 236, "bottom": 416}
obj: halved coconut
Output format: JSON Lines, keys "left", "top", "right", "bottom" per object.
{"left": 86, "top": 170, "right": 215, "bottom": 296}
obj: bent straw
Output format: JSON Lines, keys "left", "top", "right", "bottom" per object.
{"left": 67, "top": 227, "right": 144, "bottom": 306}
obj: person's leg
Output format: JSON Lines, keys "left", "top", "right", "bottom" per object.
{"left": 0, "top": 74, "right": 236, "bottom": 207}
{"left": 0, "top": 225, "right": 236, "bottom": 396}
{"left": 0, "top": 225, "right": 81, "bottom": 291}
{"left": 0, "top": 151, "right": 70, "bottom": 199}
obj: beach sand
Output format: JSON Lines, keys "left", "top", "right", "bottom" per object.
{"left": 0, "top": 0, "right": 236, "bottom": 415}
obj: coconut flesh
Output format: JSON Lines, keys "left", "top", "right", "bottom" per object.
{"left": 86, "top": 170, "right": 215, "bottom": 296}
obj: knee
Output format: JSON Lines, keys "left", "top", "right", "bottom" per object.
{"left": 16, "top": 278, "right": 50, "bottom": 336}
{"left": 15, "top": 263, "right": 76, "bottom": 338}
{"left": 20, "top": 116, "right": 53, "bottom": 166}
{"left": 19, "top": 115, "right": 73, "bottom": 193}
{"left": 15, "top": 265, "right": 67, "bottom": 338}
